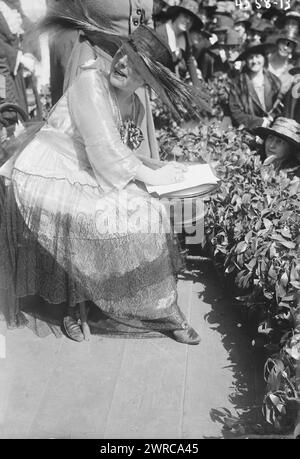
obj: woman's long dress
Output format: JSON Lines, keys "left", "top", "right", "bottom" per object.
{"left": 0, "top": 59, "right": 186, "bottom": 337}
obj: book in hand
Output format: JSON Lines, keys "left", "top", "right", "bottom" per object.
{"left": 146, "top": 163, "right": 220, "bottom": 198}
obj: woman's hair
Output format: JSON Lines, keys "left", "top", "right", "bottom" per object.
{"left": 169, "top": 10, "right": 193, "bottom": 23}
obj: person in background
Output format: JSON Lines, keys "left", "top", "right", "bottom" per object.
{"left": 247, "top": 16, "right": 273, "bottom": 44}
{"left": 228, "top": 40, "right": 282, "bottom": 132}
{"left": 153, "top": 0, "right": 170, "bottom": 28}
{"left": 283, "top": 9, "right": 300, "bottom": 36}
{"left": 260, "top": 4, "right": 285, "bottom": 30}
{"left": 198, "top": 13, "right": 233, "bottom": 81}
{"left": 0, "top": 0, "right": 37, "bottom": 121}
{"left": 188, "top": 25, "right": 213, "bottom": 81}
{"left": 155, "top": 0, "right": 203, "bottom": 75}
{"left": 254, "top": 116, "right": 300, "bottom": 170}
{"left": 267, "top": 29, "right": 298, "bottom": 95}
{"left": 283, "top": 65, "right": 300, "bottom": 123}
{"left": 233, "top": 10, "right": 250, "bottom": 46}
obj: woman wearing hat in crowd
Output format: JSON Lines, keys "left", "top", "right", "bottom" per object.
{"left": 228, "top": 39, "right": 282, "bottom": 132}
{"left": 282, "top": 65, "right": 300, "bottom": 123}
{"left": 267, "top": 29, "right": 299, "bottom": 95}
{"left": 0, "top": 2, "right": 210, "bottom": 344}
{"left": 247, "top": 16, "right": 274, "bottom": 45}
{"left": 155, "top": 0, "right": 204, "bottom": 76}
{"left": 283, "top": 9, "right": 300, "bottom": 36}
{"left": 254, "top": 116, "right": 300, "bottom": 170}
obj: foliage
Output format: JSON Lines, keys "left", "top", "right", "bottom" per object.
{"left": 155, "top": 101, "right": 300, "bottom": 433}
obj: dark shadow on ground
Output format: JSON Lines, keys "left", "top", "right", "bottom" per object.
{"left": 181, "top": 256, "right": 269, "bottom": 439}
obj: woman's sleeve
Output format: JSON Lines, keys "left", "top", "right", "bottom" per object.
{"left": 68, "top": 68, "right": 142, "bottom": 193}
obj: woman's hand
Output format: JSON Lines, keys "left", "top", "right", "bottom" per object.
{"left": 153, "top": 162, "right": 187, "bottom": 186}
{"left": 135, "top": 162, "right": 187, "bottom": 186}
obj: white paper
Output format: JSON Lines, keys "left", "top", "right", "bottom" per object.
{"left": 146, "top": 164, "right": 220, "bottom": 196}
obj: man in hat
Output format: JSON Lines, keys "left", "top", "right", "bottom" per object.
{"left": 204, "top": 28, "right": 241, "bottom": 79}
{"left": 233, "top": 10, "right": 250, "bottom": 45}
{"left": 209, "top": 11, "right": 234, "bottom": 48}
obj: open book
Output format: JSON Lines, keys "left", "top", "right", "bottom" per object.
{"left": 146, "top": 163, "right": 220, "bottom": 198}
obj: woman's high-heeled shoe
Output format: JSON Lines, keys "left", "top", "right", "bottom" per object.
{"left": 170, "top": 327, "right": 201, "bottom": 345}
{"left": 63, "top": 316, "right": 84, "bottom": 342}
{"left": 163, "top": 321, "right": 201, "bottom": 345}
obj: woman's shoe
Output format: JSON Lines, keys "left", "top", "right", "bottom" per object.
{"left": 169, "top": 326, "right": 201, "bottom": 345}
{"left": 63, "top": 316, "right": 84, "bottom": 342}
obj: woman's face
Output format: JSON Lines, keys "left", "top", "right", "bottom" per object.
{"left": 109, "top": 51, "right": 144, "bottom": 92}
{"left": 285, "top": 18, "right": 299, "bottom": 35}
{"left": 226, "top": 46, "right": 240, "bottom": 62}
{"left": 234, "top": 23, "right": 246, "bottom": 40}
{"left": 246, "top": 53, "right": 265, "bottom": 73}
{"left": 265, "top": 134, "right": 291, "bottom": 158}
{"left": 172, "top": 13, "right": 194, "bottom": 33}
{"left": 277, "top": 39, "right": 295, "bottom": 58}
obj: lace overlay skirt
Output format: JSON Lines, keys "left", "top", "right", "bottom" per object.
{"left": 0, "top": 143, "right": 186, "bottom": 337}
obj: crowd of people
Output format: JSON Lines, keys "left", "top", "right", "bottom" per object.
{"left": 0, "top": 0, "right": 299, "bottom": 345}
{"left": 152, "top": 0, "right": 300, "bottom": 167}
{"left": 0, "top": 0, "right": 45, "bottom": 131}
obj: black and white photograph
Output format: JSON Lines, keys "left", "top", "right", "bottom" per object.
{"left": 0, "top": 0, "right": 299, "bottom": 442}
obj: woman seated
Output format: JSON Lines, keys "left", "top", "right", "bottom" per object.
{"left": 228, "top": 40, "right": 282, "bottom": 132}
{"left": 0, "top": 2, "right": 210, "bottom": 345}
{"left": 254, "top": 116, "right": 300, "bottom": 170}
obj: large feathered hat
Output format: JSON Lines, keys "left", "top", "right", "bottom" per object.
{"left": 40, "top": 0, "right": 211, "bottom": 120}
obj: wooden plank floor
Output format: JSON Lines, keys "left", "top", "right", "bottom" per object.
{"left": 0, "top": 265, "right": 260, "bottom": 439}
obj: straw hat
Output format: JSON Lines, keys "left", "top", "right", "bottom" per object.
{"left": 254, "top": 117, "right": 300, "bottom": 149}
